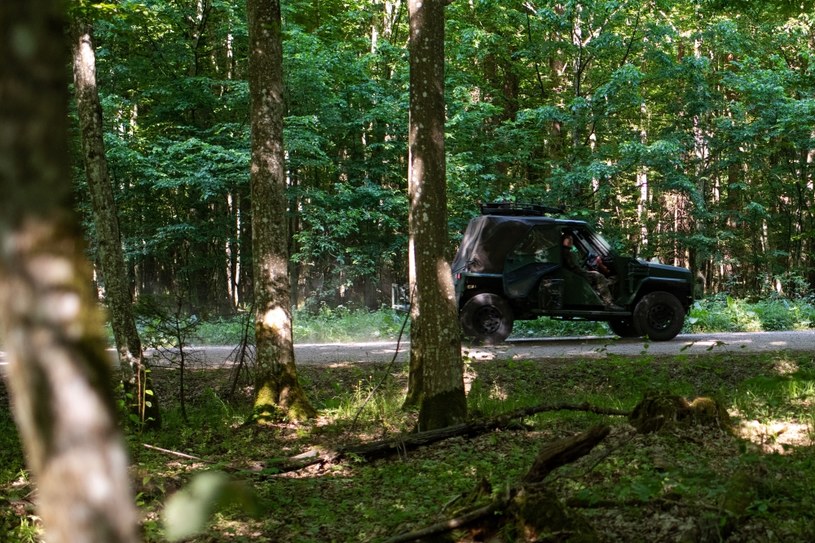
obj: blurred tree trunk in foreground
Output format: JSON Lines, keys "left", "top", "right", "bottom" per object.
{"left": 0, "top": 1, "right": 140, "bottom": 542}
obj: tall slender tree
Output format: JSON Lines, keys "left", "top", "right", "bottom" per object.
{"left": 405, "top": 0, "right": 467, "bottom": 430}
{"left": 0, "top": 1, "right": 139, "bottom": 541}
{"left": 71, "top": 13, "right": 161, "bottom": 428}
{"left": 247, "top": 0, "right": 315, "bottom": 421}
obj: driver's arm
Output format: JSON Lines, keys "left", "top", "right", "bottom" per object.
{"left": 594, "top": 255, "right": 610, "bottom": 275}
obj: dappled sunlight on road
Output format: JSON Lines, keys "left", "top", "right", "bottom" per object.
{"left": 1, "top": 330, "right": 814, "bottom": 373}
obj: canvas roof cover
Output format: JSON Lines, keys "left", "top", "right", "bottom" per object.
{"left": 452, "top": 215, "right": 552, "bottom": 274}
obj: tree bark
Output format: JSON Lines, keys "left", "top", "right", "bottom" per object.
{"left": 0, "top": 2, "right": 139, "bottom": 541}
{"left": 247, "top": 0, "right": 315, "bottom": 422}
{"left": 71, "top": 19, "right": 161, "bottom": 428}
{"left": 405, "top": 0, "right": 467, "bottom": 430}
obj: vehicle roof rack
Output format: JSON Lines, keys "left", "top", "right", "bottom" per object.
{"left": 480, "top": 201, "right": 565, "bottom": 217}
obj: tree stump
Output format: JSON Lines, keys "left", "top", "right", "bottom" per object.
{"left": 505, "top": 483, "right": 598, "bottom": 543}
{"left": 628, "top": 391, "right": 731, "bottom": 433}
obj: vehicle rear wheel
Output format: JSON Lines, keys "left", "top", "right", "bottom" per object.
{"left": 633, "top": 291, "right": 685, "bottom": 341}
{"left": 608, "top": 318, "right": 641, "bottom": 338}
{"left": 460, "top": 292, "right": 514, "bottom": 345}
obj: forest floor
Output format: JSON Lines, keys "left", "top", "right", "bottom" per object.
{"left": 3, "top": 350, "right": 815, "bottom": 542}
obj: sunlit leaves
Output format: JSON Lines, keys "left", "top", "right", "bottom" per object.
{"left": 293, "top": 182, "right": 406, "bottom": 288}
{"left": 70, "top": 0, "right": 815, "bottom": 307}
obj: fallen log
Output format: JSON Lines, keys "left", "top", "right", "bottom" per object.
{"left": 628, "top": 390, "right": 731, "bottom": 434}
{"left": 382, "top": 500, "right": 504, "bottom": 543}
{"left": 523, "top": 424, "right": 611, "bottom": 484}
{"left": 266, "top": 401, "right": 628, "bottom": 473}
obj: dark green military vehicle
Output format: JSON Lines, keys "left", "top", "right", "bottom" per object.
{"left": 453, "top": 203, "right": 693, "bottom": 344}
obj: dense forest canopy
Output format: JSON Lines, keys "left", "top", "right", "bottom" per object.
{"left": 75, "top": 0, "right": 815, "bottom": 314}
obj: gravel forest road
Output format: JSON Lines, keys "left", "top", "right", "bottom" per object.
{"left": 266, "top": 329, "right": 815, "bottom": 365}
{"left": 1, "top": 330, "right": 814, "bottom": 374}
{"left": 151, "top": 329, "right": 815, "bottom": 367}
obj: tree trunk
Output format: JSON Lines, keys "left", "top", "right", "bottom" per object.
{"left": 405, "top": 0, "right": 466, "bottom": 430}
{"left": 247, "top": 0, "right": 315, "bottom": 422}
{"left": 0, "top": 2, "right": 139, "bottom": 541}
{"left": 71, "top": 19, "right": 161, "bottom": 428}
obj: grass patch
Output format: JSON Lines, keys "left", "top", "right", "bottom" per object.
{"left": 175, "top": 307, "right": 410, "bottom": 346}
{"left": 293, "top": 306, "right": 408, "bottom": 344}
{"left": 3, "top": 352, "right": 815, "bottom": 542}
{"left": 179, "top": 295, "right": 815, "bottom": 345}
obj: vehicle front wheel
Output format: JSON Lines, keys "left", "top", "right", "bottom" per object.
{"left": 633, "top": 291, "right": 685, "bottom": 341}
{"left": 460, "top": 292, "right": 514, "bottom": 345}
{"left": 608, "top": 318, "right": 641, "bottom": 338}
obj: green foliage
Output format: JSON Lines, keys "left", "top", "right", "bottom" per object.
{"left": 128, "top": 305, "right": 411, "bottom": 346}
{"left": 686, "top": 295, "right": 815, "bottom": 333}
{"left": 732, "top": 365, "right": 815, "bottom": 422}
{"left": 292, "top": 306, "right": 408, "bottom": 344}
{"left": 0, "top": 411, "right": 23, "bottom": 483}
{"left": 195, "top": 313, "right": 251, "bottom": 345}
{"left": 512, "top": 317, "right": 609, "bottom": 339}
{"left": 72, "top": 0, "right": 815, "bottom": 312}
{"left": 292, "top": 182, "right": 407, "bottom": 303}
{"left": 319, "top": 371, "right": 408, "bottom": 427}
{"left": 0, "top": 409, "right": 39, "bottom": 543}
{"left": 0, "top": 512, "right": 40, "bottom": 543}
{"left": 136, "top": 295, "right": 202, "bottom": 349}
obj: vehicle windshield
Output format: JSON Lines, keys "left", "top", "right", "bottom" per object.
{"left": 570, "top": 228, "right": 611, "bottom": 256}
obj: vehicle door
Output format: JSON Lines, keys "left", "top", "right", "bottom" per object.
{"left": 559, "top": 227, "right": 614, "bottom": 306}
{"left": 502, "top": 225, "right": 560, "bottom": 306}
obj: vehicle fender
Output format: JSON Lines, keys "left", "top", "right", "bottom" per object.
{"left": 630, "top": 277, "right": 693, "bottom": 310}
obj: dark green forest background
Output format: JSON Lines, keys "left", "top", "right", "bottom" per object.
{"left": 75, "top": 0, "right": 815, "bottom": 314}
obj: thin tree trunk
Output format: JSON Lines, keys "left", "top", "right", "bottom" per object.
{"left": 0, "top": 2, "right": 139, "bottom": 541}
{"left": 247, "top": 0, "right": 315, "bottom": 422}
{"left": 807, "top": 143, "right": 815, "bottom": 288}
{"left": 71, "top": 20, "right": 161, "bottom": 427}
{"left": 405, "top": 0, "right": 466, "bottom": 430}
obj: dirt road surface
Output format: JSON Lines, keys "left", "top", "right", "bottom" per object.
{"left": 1, "top": 330, "right": 813, "bottom": 374}
{"left": 273, "top": 329, "right": 815, "bottom": 365}
{"left": 128, "top": 329, "right": 815, "bottom": 367}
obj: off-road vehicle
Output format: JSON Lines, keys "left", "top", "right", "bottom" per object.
{"left": 453, "top": 202, "right": 693, "bottom": 343}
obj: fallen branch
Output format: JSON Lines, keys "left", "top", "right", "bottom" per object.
{"left": 523, "top": 424, "right": 611, "bottom": 484}
{"left": 142, "top": 443, "right": 207, "bottom": 462}
{"left": 382, "top": 500, "right": 504, "bottom": 543}
{"left": 342, "top": 401, "right": 624, "bottom": 461}
{"left": 266, "top": 401, "right": 627, "bottom": 473}
{"left": 384, "top": 425, "right": 611, "bottom": 543}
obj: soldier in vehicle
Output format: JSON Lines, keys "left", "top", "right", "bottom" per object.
{"left": 561, "top": 233, "right": 621, "bottom": 310}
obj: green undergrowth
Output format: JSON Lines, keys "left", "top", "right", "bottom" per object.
{"left": 148, "top": 306, "right": 411, "bottom": 346}
{"left": 3, "top": 352, "right": 815, "bottom": 541}
{"left": 687, "top": 295, "right": 815, "bottom": 333}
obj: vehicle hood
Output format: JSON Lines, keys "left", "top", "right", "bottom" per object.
{"left": 636, "top": 259, "right": 692, "bottom": 280}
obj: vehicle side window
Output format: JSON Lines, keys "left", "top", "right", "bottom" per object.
{"left": 507, "top": 226, "right": 558, "bottom": 268}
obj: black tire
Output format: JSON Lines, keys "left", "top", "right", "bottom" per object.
{"left": 608, "top": 318, "right": 641, "bottom": 338}
{"left": 633, "top": 291, "right": 685, "bottom": 341}
{"left": 460, "top": 292, "right": 514, "bottom": 345}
